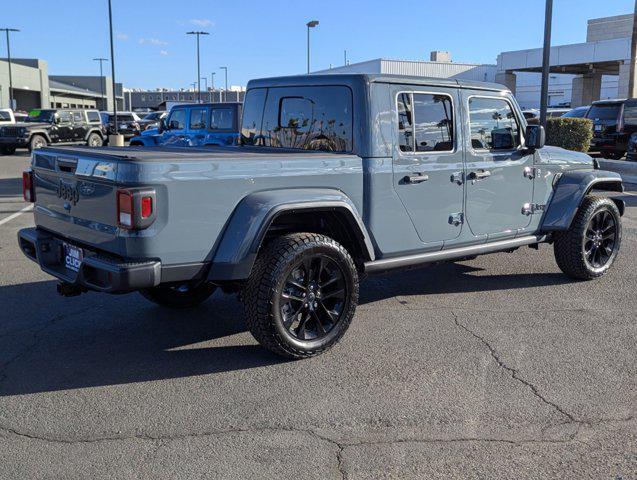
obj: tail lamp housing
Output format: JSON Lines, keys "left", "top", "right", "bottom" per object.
{"left": 22, "top": 169, "right": 36, "bottom": 202}
{"left": 117, "top": 188, "right": 156, "bottom": 230}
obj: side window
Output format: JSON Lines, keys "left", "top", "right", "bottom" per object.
{"left": 469, "top": 97, "right": 521, "bottom": 150}
{"left": 86, "top": 111, "right": 101, "bottom": 123}
{"left": 58, "top": 111, "right": 72, "bottom": 124}
{"left": 209, "top": 108, "right": 234, "bottom": 130}
{"left": 241, "top": 88, "right": 268, "bottom": 145}
{"left": 623, "top": 102, "right": 637, "bottom": 126}
{"left": 397, "top": 93, "right": 414, "bottom": 152}
{"left": 260, "top": 86, "right": 353, "bottom": 152}
{"left": 72, "top": 111, "right": 83, "bottom": 123}
{"left": 189, "top": 108, "right": 207, "bottom": 130}
{"left": 167, "top": 109, "right": 186, "bottom": 130}
{"left": 413, "top": 93, "right": 453, "bottom": 152}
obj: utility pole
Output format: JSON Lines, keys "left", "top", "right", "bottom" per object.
{"left": 187, "top": 31, "right": 209, "bottom": 103}
{"left": 107, "top": 0, "right": 121, "bottom": 142}
{"left": 306, "top": 20, "right": 319, "bottom": 74}
{"left": 211, "top": 72, "right": 216, "bottom": 102}
{"left": 539, "top": 0, "right": 553, "bottom": 128}
{"left": 201, "top": 76, "right": 208, "bottom": 102}
{"left": 1, "top": 28, "right": 19, "bottom": 110}
{"left": 628, "top": 0, "right": 637, "bottom": 97}
{"left": 93, "top": 57, "right": 108, "bottom": 110}
{"left": 220, "top": 66, "right": 228, "bottom": 102}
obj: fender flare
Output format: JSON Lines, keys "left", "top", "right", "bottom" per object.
{"left": 207, "top": 188, "right": 374, "bottom": 281}
{"left": 84, "top": 128, "right": 104, "bottom": 141}
{"left": 540, "top": 170, "right": 624, "bottom": 231}
{"left": 29, "top": 130, "right": 52, "bottom": 143}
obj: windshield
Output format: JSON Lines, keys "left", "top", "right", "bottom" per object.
{"left": 27, "top": 109, "right": 56, "bottom": 123}
{"left": 586, "top": 104, "right": 620, "bottom": 121}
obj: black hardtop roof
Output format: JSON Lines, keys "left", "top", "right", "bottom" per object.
{"left": 591, "top": 98, "right": 630, "bottom": 105}
{"left": 168, "top": 102, "right": 242, "bottom": 108}
{"left": 247, "top": 73, "right": 508, "bottom": 92}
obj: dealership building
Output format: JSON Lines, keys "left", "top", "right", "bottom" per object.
{"left": 0, "top": 58, "right": 124, "bottom": 112}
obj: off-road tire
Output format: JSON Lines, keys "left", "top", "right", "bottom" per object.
{"left": 28, "top": 134, "right": 47, "bottom": 152}
{"left": 86, "top": 132, "right": 103, "bottom": 147}
{"left": 554, "top": 195, "right": 621, "bottom": 280}
{"left": 243, "top": 233, "right": 359, "bottom": 359}
{"left": 140, "top": 281, "right": 217, "bottom": 308}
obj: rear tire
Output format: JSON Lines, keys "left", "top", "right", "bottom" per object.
{"left": 554, "top": 196, "right": 621, "bottom": 280}
{"left": 28, "top": 134, "right": 47, "bottom": 152}
{"left": 243, "top": 233, "right": 359, "bottom": 359}
{"left": 140, "top": 281, "right": 217, "bottom": 308}
{"left": 86, "top": 132, "right": 103, "bottom": 147}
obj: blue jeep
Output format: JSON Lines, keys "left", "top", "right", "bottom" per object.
{"left": 129, "top": 102, "right": 241, "bottom": 147}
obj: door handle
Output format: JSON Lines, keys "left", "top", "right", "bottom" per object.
{"left": 404, "top": 173, "right": 429, "bottom": 184}
{"left": 468, "top": 170, "right": 491, "bottom": 181}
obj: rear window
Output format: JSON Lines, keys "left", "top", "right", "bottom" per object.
{"left": 241, "top": 86, "right": 353, "bottom": 152}
{"left": 586, "top": 104, "right": 620, "bottom": 121}
{"left": 209, "top": 107, "right": 234, "bottom": 130}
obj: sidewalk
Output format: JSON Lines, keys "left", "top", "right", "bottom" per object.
{"left": 598, "top": 159, "right": 637, "bottom": 186}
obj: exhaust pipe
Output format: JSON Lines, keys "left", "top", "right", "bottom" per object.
{"left": 56, "top": 282, "right": 85, "bottom": 297}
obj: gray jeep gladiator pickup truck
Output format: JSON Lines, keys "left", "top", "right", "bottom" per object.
{"left": 18, "top": 74, "right": 624, "bottom": 358}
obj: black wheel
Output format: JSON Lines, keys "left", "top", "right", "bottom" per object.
{"left": 86, "top": 132, "right": 103, "bottom": 147}
{"left": 243, "top": 233, "right": 359, "bottom": 359}
{"left": 0, "top": 146, "right": 16, "bottom": 155}
{"left": 140, "top": 281, "right": 217, "bottom": 308}
{"left": 603, "top": 151, "right": 624, "bottom": 160}
{"left": 554, "top": 196, "right": 621, "bottom": 280}
{"left": 28, "top": 135, "right": 47, "bottom": 152}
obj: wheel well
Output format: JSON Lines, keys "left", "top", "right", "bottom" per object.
{"left": 30, "top": 132, "right": 49, "bottom": 142}
{"left": 263, "top": 209, "right": 371, "bottom": 267}
{"left": 129, "top": 141, "right": 144, "bottom": 146}
{"left": 587, "top": 181, "right": 625, "bottom": 215}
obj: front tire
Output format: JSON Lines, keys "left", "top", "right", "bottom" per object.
{"left": 243, "top": 233, "right": 359, "bottom": 359}
{"left": 0, "top": 146, "right": 16, "bottom": 155}
{"left": 554, "top": 196, "right": 622, "bottom": 280}
{"left": 28, "top": 134, "right": 47, "bottom": 152}
{"left": 86, "top": 132, "right": 103, "bottom": 147}
{"left": 140, "top": 281, "right": 217, "bottom": 308}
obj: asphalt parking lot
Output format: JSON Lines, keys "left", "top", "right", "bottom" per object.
{"left": 0, "top": 151, "right": 635, "bottom": 479}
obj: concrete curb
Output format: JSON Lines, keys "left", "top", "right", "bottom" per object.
{"left": 598, "top": 159, "right": 637, "bottom": 186}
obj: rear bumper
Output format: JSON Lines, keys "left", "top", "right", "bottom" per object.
{"left": 18, "top": 227, "right": 161, "bottom": 293}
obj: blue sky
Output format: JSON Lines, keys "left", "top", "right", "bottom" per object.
{"left": 2, "top": 0, "right": 635, "bottom": 89}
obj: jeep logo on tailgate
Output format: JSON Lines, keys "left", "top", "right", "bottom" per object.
{"left": 57, "top": 180, "right": 80, "bottom": 205}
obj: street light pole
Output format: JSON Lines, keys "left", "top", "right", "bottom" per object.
{"left": 220, "top": 66, "right": 228, "bottom": 102}
{"left": 93, "top": 57, "right": 108, "bottom": 110}
{"left": 539, "top": 0, "right": 553, "bottom": 128}
{"left": 628, "top": 0, "right": 637, "bottom": 97}
{"left": 187, "top": 31, "right": 209, "bottom": 103}
{"left": 107, "top": 0, "right": 120, "bottom": 138}
{"left": 211, "top": 72, "right": 216, "bottom": 102}
{"left": 201, "top": 77, "right": 208, "bottom": 102}
{"left": 306, "top": 20, "right": 319, "bottom": 74}
{"left": 0, "top": 28, "right": 19, "bottom": 110}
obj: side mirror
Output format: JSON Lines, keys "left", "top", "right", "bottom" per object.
{"left": 54, "top": 116, "right": 61, "bottom": 125}
{"left": 158, "top": 118, "right": 167, "bottom": 133}
{"left": 525, "top": 124, "right": 545, "bottom": 150}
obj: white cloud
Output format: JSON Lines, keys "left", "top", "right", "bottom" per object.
{"left": 189, "top": 18, "right": 214, "bottom": 27}
{"left": 160, "top": 50, "right": 169, "bottom": 56}
{"left": 139, "top": 37, "right": 168, "bottom": 46}
{"left": 116, "top": 32, "right": 129, "bottom": 41}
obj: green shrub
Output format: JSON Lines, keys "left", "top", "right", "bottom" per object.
{"left": 545, "top": 117, "right": 593, "bottom": 152}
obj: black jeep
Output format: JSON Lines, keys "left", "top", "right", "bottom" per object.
{"left": 0, "top": 109, "right": 106, "bottom": 154}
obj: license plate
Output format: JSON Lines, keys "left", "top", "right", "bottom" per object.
{"left": 63, "top": 243, "right": 83, "bottom": 272}
{"left": 594, "top": 125, "right": 603, "bottom": 132}
{"left": 119, "top": 124, "right": 128, "bottom": 130}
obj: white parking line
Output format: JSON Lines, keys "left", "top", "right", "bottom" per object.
{"left": 0, "top": 204, "right": 33, "bottom": 227}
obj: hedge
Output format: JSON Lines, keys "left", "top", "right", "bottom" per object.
{"left": 545, "top": 117, "right": 593, "bottom": 152}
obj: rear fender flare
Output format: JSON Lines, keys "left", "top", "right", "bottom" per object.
{"left": 208, "top": 189, "right": 374, "bottom": 281}
{"left": 540, "top": 170, "right": 624, "bottom": 231}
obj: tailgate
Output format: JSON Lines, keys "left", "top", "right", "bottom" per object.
{"left": 31, "top": 148, "right": 123, "bottom": 249}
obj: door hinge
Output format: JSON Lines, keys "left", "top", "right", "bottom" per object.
{"left": 522, "top": 203, "right": 546, "bottom": 216}
{"left": 450, "top": 171, "right": 464, "bottom": 185}
{"left": 449, "top": 212, "right": 464, "bottom": 226}
{"left": 523, "top": 166, "right": 541, "bottom": 180}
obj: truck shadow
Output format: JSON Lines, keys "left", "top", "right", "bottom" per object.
{"left": 0, "top": 263, "right": 573, "bottom": 396}
{"left": 0, "top": 177, "right": 23, "bottom": 198}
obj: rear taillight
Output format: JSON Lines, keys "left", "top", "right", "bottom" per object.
{"left": 117, "top": 188, "right": 156, "bottom": 230}
{"left": 22, "top": 170, "right": 35, "bottom": 202}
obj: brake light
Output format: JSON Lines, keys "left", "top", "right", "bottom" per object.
{"left": 117, "top": 188, "right": 156, "bottom": 230}
{"left": 22, "top": 170, "right": 35, "bottom": 202}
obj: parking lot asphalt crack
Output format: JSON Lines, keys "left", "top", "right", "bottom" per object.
{"left": 450, "top": 310, "right": 578, "bottom": 426}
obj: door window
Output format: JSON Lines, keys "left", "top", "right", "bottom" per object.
{"left": 469, "top": 97, "right": 521, "bottom": 150}
{"left": 57, "top": 112, "right": 72, "bottom": 124}
{"left": 167, "top": 109, "right": 186, "bottom": 130}
{"left": 397, "top": 93, "right": 414, "bottom": 152}
{"left": 72, "top": 111, "right": 83, "bottom": 122}
{"left": 189, "top": 108, "right": 207, "bottom": 130}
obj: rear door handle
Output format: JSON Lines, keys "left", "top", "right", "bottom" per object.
{"left": 468, "top": 170, "right": 491, "bottom": 181}
{"left": 404, "top": 173, "right": 429, "bottom": 184}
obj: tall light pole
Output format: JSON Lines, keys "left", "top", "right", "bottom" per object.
{"left": 187, "top": 31, "right": 209, "bottom": 103}
{"left": 220, "top": 66, "right": 228, "bottom": 102}
{"left": 93, "top": 57, "right": 108, "bottom": 110}
{"left": 201, "top": 76, "right": 208, "bottom": 102}
{"left": 107, "top": 0, "right": 120, "bottom": 140}
{"left": 1, "top": 28, "right": 19, "bottom": 110}
{"left": 539, "top": 0, "right": 553, "bottom": 128}
{"left": 211, "top": 72, "right": 216, "bottom": 102}
{"left": 628, "top": 0, "right": 637, "bottom": 97}
{"left": 344, "top": 49, "right": 347, "bottom": 66}
{"left": 306, "top": 20, "right": 319, "bottom": 74}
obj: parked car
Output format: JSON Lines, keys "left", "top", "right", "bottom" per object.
{"left": 522, "top": 108, "right": 570, "bottom": 125}
{"left": 138, "top": 111, "right": 167, "bottom": 131}
{"left": 18, "top": 74, "right": 625, "bottom": 359}
{"left": 586, "top": 98, "right": 637, "bottom": 159}
{"left": 562, "top": 105, "right": 590, "bottom": 118}
{"left": 129, "top": 103, "right": 241, "bottom": 147}
{"left": 0, "top": 108, "right": 105, "bottom": 154}
{"left": 100, "top": 111, "right": 142, "bottom": 140}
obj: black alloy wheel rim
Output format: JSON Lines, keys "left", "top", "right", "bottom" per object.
{"left": 279, "top": 255, "right": 347, "bottom": 341}
{"left": 584, "top": 209, "right": 617, "bottom": 269}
